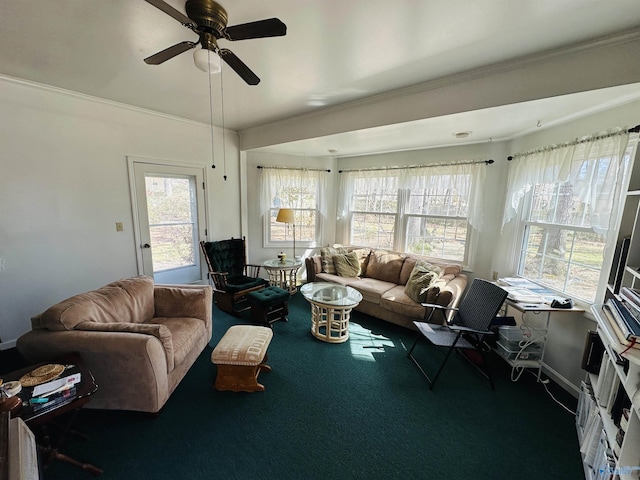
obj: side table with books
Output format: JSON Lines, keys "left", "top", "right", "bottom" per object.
{"left": 1, "top": 352, "right": 102, "bottom": 476}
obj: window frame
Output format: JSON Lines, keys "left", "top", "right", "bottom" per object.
{"left": 265, "top": 206, "right": 320, "bottom": 249}
{"left": 507, "top": 138, "right": 637, "bottom": 304}
{"left": 262, "top": 169, "right": 324, "bottom": 249}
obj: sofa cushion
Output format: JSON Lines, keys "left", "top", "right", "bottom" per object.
{"left": 155, "top": 317, "right": 207, "bottom": 368}
{"left": 320, "top": 245, "right": 348, "bottom": 274}
{"left": 333, "top": 252, "right": 361, "bottom": 277}
{"left": 404, "top": 261, "right": 442, "bottom": 303}
{"left": 315, "top": 272, "right": 355, "bottom": 286}
{"left": 349, "top": 277, "right": 397, "bottom": 305}
{"left": 40, "top": 276, "right": 155, "bottom": 331}
{"left": 364, "top": 251, "right": 406, "bottom": 284}
{"left": 380, "top": 285, "right": 441, "bottom": 320}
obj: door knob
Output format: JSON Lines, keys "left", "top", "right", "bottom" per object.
{"left": 142, "top": 243, "right": 151, "bottom": 249}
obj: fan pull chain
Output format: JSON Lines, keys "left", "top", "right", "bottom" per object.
{"left": 220, "top": 64, "right": 227, "bottom": 181}
{"left": 207, "top": 50, "right": 216, "bottom": 171}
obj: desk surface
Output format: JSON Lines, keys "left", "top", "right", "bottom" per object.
{"left": 505, "top": 298, "right": 584, "bottom": 313}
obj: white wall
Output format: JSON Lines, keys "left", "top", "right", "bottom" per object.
{"left": 0, "top": 78, "right": 242, "bottom": 347}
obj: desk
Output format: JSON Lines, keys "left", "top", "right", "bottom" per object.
{"left": 263, "top": 258, "right": 302, "bottom": 294}
{"left": 3, "top": 353, "right": 101, "bottom": 475}
{"left": 502, "top": 300, "right": 584, "bottom": 382}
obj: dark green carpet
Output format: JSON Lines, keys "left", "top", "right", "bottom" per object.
{"left": 45, "top": 293, "right": 583, "bottom": 480}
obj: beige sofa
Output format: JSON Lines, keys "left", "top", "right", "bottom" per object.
{"left": 305, "top": 247, "right": 467, "bottom": 330}
{"left": 16, "top": 276, "right": 212, "bottom": 414}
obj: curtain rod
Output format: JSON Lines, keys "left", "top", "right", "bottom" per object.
{"left": 507, "top": 124, "right": 640, "bottom": 161}
{"left": 338, "top": 158, "right": 494, "bottom": 173}
{"left": 257, "top": 165, "right": 331, "bottom": 173}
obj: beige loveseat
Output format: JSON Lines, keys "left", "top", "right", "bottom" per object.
{"left": 16, "top": 276, "right": 212, "bottom": 414}
{"left": 305, "top": 247, "right": 467, "bottom": 330}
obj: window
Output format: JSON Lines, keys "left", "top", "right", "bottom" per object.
{"left": 349, "top": 175, "right": 399, "bottom": 250}
{"left": 338, "top": 162, "right": 486, "bottom": 263}
{"left": 405, "top": 171, "right": 472, "bottom": 261}
{"left": 504, "top": 128, "right": 634, "bottom": 303}
{"left": 260, "top": 168, "right": 327, "bottom": 248}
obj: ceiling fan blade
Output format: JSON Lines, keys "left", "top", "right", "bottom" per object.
{"left": 144, "top": 41, "right": 197, "bottom": 65}
{"left": 144, "top": 0, "right": 197, "bottom": 28}
{"left": 224, "top": 18, "right": 287, "bottom": 41}
{"left": 219, "top": 49, "right": 260, "bottom": 85}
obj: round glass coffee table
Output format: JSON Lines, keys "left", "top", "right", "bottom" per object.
{"left": 300, "top": 282, "right": 363, "bottom": 343}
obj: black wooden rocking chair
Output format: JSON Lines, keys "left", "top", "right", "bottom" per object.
{"left": 407, "top": 278, "right": 507, "bottom": 389}
{"left": 200, "top": 238, "right": 268, "bottom": 315}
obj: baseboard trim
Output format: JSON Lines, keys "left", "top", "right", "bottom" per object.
{"left": 0, "top": 339, "right": 17, "bottom": 350}
{"left": 542, "top": 362, "right": 580, "bottom": 398}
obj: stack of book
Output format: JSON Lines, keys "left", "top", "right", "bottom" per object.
{"left": 577, "top": 379, "right": 616, "bottom": 477}
{"left": 601, "top": 290, "right": 640, "bottom": 352}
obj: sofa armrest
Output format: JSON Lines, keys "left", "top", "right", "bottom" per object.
{"left": 154, "top": 284, "right": 213, "bottom": 338}
{"left": 16, "top": 328, "right": 170, "bottom": 413}
{"left": 305, "top": 255, "right": 322, "bottom": 282}
{"left": 75, "top": 321, "right": 174, "bottom": 371}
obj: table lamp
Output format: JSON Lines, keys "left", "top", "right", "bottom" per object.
{"left": 276, "top": 208, "right": 296, "bottom": 259}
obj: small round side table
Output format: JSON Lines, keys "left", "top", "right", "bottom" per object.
{"left": 262, "top": 258, "right": 302, "bottom": 294}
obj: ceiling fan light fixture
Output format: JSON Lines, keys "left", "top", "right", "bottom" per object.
{"left": 193, "top": 48, "right": 221, "bottom": 74}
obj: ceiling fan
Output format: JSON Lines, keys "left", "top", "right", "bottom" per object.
{"left": 143, "top": 0, "right": 287, "bottom": 85}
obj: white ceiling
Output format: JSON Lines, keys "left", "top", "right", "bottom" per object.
{"left": 2, "top": 0, "right": 640, "bottom": 157}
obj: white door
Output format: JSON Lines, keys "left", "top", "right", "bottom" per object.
{"left": 130, "top": 161, "right": 207, "bottom": 284}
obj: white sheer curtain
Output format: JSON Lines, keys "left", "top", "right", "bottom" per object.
{"left": 502, "top": 127, "right": 631, "bottom": 234}
{"left": 259, "top": 167, "right": 327, "bottom": 215}
{"left": 337, "top": 169, "right": 401, "bottom": 219}
{"left": 404, "top": 161, "right": 487, "bottom": 231}
{"left": 337, "top": 160, "right": 487, "bottom": 231}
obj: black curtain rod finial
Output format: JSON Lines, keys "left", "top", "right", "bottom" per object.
{"left": 485, "top": 159, "right": 495, "bottom": 165}
{"left": 507, "top": 156, "right": 514, "bottom": 161}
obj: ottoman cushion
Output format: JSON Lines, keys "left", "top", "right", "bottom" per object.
{"left": 247, "top": 286, "right": 290, "bottom": 308}
{"left": 211, "top": 325, "right": 273, "bottom": 366}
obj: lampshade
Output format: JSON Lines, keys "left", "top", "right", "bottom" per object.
{"left": 276, "top": 208, "right": 295, "bottom": 224}
{"left": 193, "top": 48, "right": 221, "bottom": 74}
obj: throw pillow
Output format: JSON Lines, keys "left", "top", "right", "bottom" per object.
{"left": 404, "top": 261, "right": 442, "bottom": 303}
{"left": 320, "top": 245, "right": 347, "bottom": 275}
{"left": 333, "top": 252, "right": 361, "bottom": 277}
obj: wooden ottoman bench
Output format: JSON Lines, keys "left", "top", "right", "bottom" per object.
{"left": 211, "top": 325, "right": 273, "bottom": 392}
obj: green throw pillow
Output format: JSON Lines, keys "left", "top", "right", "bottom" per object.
{"left": 333, "top": 252, "right": 361, "bottom": 277}
{"left": 404, "top": 261, "right": 441, "bottom": 303}
{"left": 321, "top": 245, "right": 347, "bottom": 275}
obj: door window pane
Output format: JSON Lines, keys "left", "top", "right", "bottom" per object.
{"left": 145, "top": 175, "right": 196, "bottom": 272}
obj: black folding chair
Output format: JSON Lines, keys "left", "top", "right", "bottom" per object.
{"left": 407, "top": 278, "right": 507, "bottom": 389}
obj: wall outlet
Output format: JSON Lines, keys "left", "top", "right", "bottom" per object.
{"left": 0, "top": 257, "right": 5, "bottom": 271}
{"left": 492, "top": 271, "right": 499, "bottom": 281}
{"left": 115, "top": 222, "right": 124, "bottom": 232}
